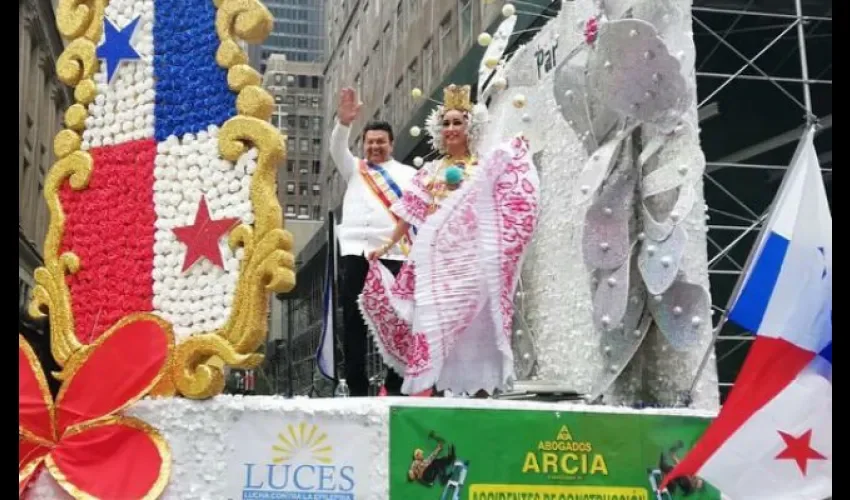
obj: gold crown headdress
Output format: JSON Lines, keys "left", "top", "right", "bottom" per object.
{"left": 443, "top": 84, "right": 473, "bottom": 112}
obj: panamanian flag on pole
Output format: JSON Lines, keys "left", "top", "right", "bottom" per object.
{"left": 58, "top": 0, "right": 258, "bottom": 344}
{"left": 662, "top": 126, "right": 831, "bottom": 500}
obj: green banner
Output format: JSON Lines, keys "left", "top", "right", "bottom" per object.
{"left": 390, "top": 406, "right": 721, "bottom": 500}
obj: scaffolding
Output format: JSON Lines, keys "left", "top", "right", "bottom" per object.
{"left": 691, "top": 0, "right": 831, "bottom": 400}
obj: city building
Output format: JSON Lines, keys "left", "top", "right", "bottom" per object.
{"left": 242, "top": 40, "right": 263, "bottom": 72}
{"left": 262, "top": 54, "right": 329, "bottom": 391}
{"left": 19, "top": 0, "right": 73, "bottom": 393}
{"left": 264, "top": 54, "right": 326, "bottom": 252}
{"left": 259, "top": 0, "right": 326, "bottom": 71}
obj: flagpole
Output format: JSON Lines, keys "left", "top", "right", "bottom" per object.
{"left": 686, "top": 125, "right": 818, "bottom": 401}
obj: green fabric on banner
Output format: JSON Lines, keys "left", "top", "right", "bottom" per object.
{"left": 389, "top": 407, "right": 722, "bottom": 500}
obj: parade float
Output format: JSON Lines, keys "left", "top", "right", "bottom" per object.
{"left": 21, "top": 0, "right": 724, "bottom": 498}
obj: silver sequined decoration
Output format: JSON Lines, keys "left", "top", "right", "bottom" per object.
{"left": 583, "top": 164, "right": 636, "bottom": 269}
{"left": 648, "top": 278, "right": 711, "bottom": 350}
{"left": 638, "top": 224, "right": 688, "bottom": 295}
{"left": 586, "top": 19, "right": 689, "bottom": 132}
{"left": 479, "top": 0, "right": 718, "bottom": 410}
{"left": 553, "top": 49, "right": 620, "bottom": 154}
{"left": 574, "top": 131, "right": 631, "bottom": 204}
{"left": 642, "top": 183, "right": 696, "bottom": 241}
{"left": 592, "top": 251, "right": 632, "bottom": 330}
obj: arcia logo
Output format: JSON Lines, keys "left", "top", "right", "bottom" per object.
{"left": 242, "top": 422, "right": 356, "bottom": 499}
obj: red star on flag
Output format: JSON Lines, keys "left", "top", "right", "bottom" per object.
{"left": 173, "top": 196, "right": 240, "bottom": 272}
{"left": 775, "top": 429, "right": 827, "bottom": 475}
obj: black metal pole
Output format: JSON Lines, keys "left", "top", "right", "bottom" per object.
{"left": 327, "top": 210, "right": 341, "bottom": 386}
{"left": 286, "top": 297, "right": 294, "bottom": 397}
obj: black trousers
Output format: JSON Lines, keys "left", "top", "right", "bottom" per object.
{"left": 340, "top": 254, "right": 404, "bottom": 396}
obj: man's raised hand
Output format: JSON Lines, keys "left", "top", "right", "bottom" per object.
{"left": 338, "top": 88, "right": 362, "bottom": 126}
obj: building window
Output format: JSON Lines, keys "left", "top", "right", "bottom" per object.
{"left": 299, "top": 183, "right": 308, "bottom": 195}
{"left": 313, "top": 138, "right": 322, "bottom": 152}
{"left": 312, "top": 76, "right": 320, "bottom": 89}
{"left": 346, "top": 36, "right": 352, "bottom": 65}
{"left": 298, "top": 96, "right": 308, "bottom": 106}
{"left": 272, "top": 113, "right": 283, "bottom": 129}
{"left": 312, "top": 97, "right": 320, "bottom": 107}
{"left": 383, "top": 23, "right": 391, "bottom": 65}
{"left": 354, "top": 21, "right": 361, "bottom": 54}
{"left": 383, "top": 94, "right": 391, "bottom": 125}
{"left": 274, "top": 74, "right": 283, "bottom": 85}
{"left": 298, "top": 205, "right": 309, "bottom": 217}
{"left": 312, "top": 117, "right": 322, "bottom": 131}
{"left": 300, "top": 139, "right": 309, "bottom": 152}
{"left": 299, "top": 160, "right": 309, "bottom": 173}
{"left": 286, "top": 182, "right": 295, "bottom": 194}
{"left": 394, "top": 76, "right": 403, "bottom": 124}
{"left": 313, "top": 205, "right": 322, "bottom": 220}
{"left": 313, "top": 160, "right": 321, "bottom": 174}
{"left": 300, "top": 116, "right": 310, "bottom": 129}
{"left": 287, "top": 116, "right": 296, "bottom": 129}
{"left": 285, "top": 96, "right": 295, "bottom": 106}
{"left": 312, "top": 183, "right": 321, "bottom": 194}
{"left": 423, "top": 39, "right": 433, "bottom": 93}
{"left": 409, "top": 0, "right": 420, "bottom": 23}
{"left": 396, "top": 1, "right": 405, "bottom": 28}
{"left": 407, "top": 58, "right": 419, "bottom": 112}
{"left": 298, "top": 75, "right": 308, "bottom": 87}
{"left": 439, "top": 13, "right": 454, "bottom": 73}
{"left": 286, "top": 160, "right": 294, "bottom": 173}
{"left": 285, "top": 205, "right": 295, "bottom": 216}
{"left": 459, "top": 0, "right": 473, "bottom": 49}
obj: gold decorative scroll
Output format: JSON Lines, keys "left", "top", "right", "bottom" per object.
{"left": 170, "top": 0, "right": 295, "bottom": 399}
{"left": 29, "top": 2, "right": 103, "bottom": 375}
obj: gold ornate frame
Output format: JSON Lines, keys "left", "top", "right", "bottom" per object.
{"left": 30, "top": 0, "right": 295, "bottom": 400}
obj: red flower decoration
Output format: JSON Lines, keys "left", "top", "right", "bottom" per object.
{"left": 19, "top": 314, "right": 173, "bottom": 499}
{"left": 584, "top": 17, "right": 599, "bottom": 44}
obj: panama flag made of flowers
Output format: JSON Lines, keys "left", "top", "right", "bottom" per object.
{"left": 22, "top": 0, "right": 293, "bottom": 495}
{"left": 60, "top": 0, "right": 263, "bottom": 344}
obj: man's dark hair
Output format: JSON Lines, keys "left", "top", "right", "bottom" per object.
{"left": 362, "top": 120, "right": 394, "bottom": 142}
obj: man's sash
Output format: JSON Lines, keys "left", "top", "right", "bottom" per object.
{"left": 358, "top": 159, "right": 414, "bottom": 255}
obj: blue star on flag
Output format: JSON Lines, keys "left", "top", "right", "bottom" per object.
{"left": 97, "top": 17, "right": 141, "bottom": 84}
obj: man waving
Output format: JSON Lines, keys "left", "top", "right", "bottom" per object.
{"left": 328, "top": 88, "right": 416, "bottom": 397}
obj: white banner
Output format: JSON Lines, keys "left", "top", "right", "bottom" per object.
{"left": 224, "top": 413, "right": 378, "bottom": 499}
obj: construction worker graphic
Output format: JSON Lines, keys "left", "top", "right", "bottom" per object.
{"left": 407, "top": 431, "right": 469, "bottom": 500}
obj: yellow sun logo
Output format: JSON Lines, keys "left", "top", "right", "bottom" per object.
{"left": 272, "top": 422, "right": 333, "bottom": 464}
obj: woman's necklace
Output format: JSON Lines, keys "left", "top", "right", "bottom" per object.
{"left": 426, "top": 154, "right": 477, "bottom": 213}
